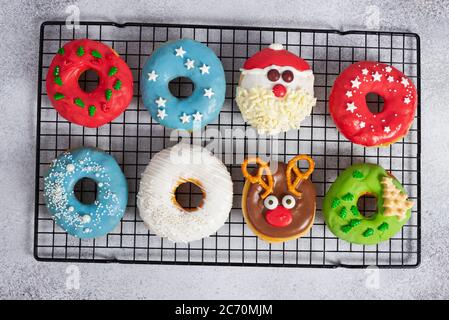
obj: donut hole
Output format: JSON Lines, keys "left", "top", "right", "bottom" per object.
{"left": 169, "top": 77, "right": 195, "bottom": 99}
{"left": 365, "top": 92, "right": 385, "bottom": 114}
{"left": 78, "top": 69, "right": 100, "bottom": 93}
{"left": 74, "top": 178, "right": 97, "bottom": 205}
{"left": 174, "top": 181, "right": 205, "bottom": 212}
{"left": 357, "top": 194, "right": 378, "bottom": 218}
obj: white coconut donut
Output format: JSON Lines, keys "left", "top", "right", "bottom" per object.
{"left": 137, "top": 143, "right": 233, "bottom": 243}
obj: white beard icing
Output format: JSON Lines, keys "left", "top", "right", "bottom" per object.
{"left": 235, "top": 85, "right": 317, "bottom": 135}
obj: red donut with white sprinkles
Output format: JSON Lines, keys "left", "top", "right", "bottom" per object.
{"left": 329, "top": 61, "right": 417, "bottom": 147}
{"left": 46, "top": 39, "right": 133, "bottom": 128}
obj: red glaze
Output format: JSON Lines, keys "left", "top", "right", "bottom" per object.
{"left": 329, "top": 61, "right": 417, "bottom": 147}
{"left": 243, "top": 46, "right": 310, "bottom": 71}
{"left": 265, "top": 206, "right": 293, "bottom": 228}
{"left": 46, "top": 39, "right": 133, "bottom": 128}
{"left": 272, "top": 84, "right": 287, "bottom": 98}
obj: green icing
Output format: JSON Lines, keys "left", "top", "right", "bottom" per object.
{"left": 339, "top": 207, "right": 348, "bottom": 219}
{"left": 88, "top": 105, "right": 96, "bottom": 117}
{"left": 363, "top": 228, "right": 374, "bottom": 237}
{"left": 91, "top": 50, "right": 102, "bottom": 58}
{"left": 74, "top": 98, "right": 85, "bottom": 108}
{"left": 341, "top": 225, "right": 352, "bottom": 233}
{"left": 323, "top": 163, "right": 412, "bottom": 245}
{"left": 105, "top": 89, "right": 113, "bottom": 101}
{"left": 54, "top": 76, "right": 63, "bottom": 86}
{"left": 57, "top": 48, "right": 65, "bottom": 55}
{"left": 108, "top": 66, "right": 118, "bottom": 77}
{"left": 331, "top": 198, "right": 341, "bottom": 209}
{"left": 349, "top": 219, "right": 361, "bottom": 227}
{"left": 54, "top": 93, "right": 64, "bottom": 100}
{"left": 352, "top": 170, "right": 364, "bottom": 179}
{"left": 53, "top": 66, "right": 60, "bottom": 77}
{"left": 113, "top": 79, "right": 122, "bottom": 90}
{"left": 342, "top": 193, "right": 354, "bottom": 201}
{"left": 350, "top": 205, "right": 360, "bottom": 216}
{"left": 77, "top": 46, "right": 85, "bottom": 57}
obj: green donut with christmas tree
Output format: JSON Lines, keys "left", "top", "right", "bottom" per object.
{"left": 323, "top": 163, "right": 414, "bottom": 245}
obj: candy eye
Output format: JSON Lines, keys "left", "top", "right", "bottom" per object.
{"left": 282, "top": 70, "right": 294, "bottom": 83}
{"left": 263, "top": 195, "right": 279, "bottom": 210}
{"left": 267, "top": 69, "right": 280, "bottom": 82}
{"left": 282, "top": 195, "right": 296, "bottom": 209}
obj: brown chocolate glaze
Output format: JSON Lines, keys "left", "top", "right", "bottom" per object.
{"left": 245, "top": 162, "right": 316, "bottom": 239}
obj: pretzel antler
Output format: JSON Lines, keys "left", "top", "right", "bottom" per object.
{"left": 241, "top": 157, "right": 274, "bottom": 199}
{"left": 286, "top": 155, "right": 315, "bottom": 197}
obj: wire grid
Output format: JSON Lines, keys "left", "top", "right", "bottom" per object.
{"left": 34, "top": 21, "right": 421, "bottom": 268}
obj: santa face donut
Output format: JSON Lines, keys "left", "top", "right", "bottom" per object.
{"left": 323, "top": 163, "right": 413, "bottom": 245}
{"left": 44, "top": 147, "right": 128, "bottom": 239}
{"left": 141, "top": 39, "right": 226, "bottom": 131}
{"left": 137, "top": 143, "right": 233, "bottom": 243}
{"left": 236, "top": 44, "right": 316, "bottom": 135}
{"left": 46, "top": 39, "right": 134, "bottom": 128}
{"left": 329, "top": 61, "right": 417, "bottom": 147}
{"left": 241, "top": 155, "right": 316, "bottom": 243}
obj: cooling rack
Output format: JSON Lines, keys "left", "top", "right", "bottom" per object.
{"left": 34, "top": 21, "right": 421, "bottom": 268}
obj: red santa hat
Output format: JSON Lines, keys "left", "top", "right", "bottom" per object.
{"left": 243, "top": 43, "right": 311, "bottom": 71}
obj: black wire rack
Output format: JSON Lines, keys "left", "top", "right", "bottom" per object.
{"left": 34, "top": 21, "right": 421, "bottom": 268}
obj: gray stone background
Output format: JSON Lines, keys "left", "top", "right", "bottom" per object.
{"left": 0, "top": 0, "right": 447, "bottom": 299}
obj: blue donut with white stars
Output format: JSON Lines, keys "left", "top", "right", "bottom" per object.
{"left": 44, "top": 147, "right": 128, "bottom": 239}
{"left": 141, "top": 39, "right": 226, "bottom": 130}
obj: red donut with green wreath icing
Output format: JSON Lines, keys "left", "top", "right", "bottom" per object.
{"left": 46, "top": 39, "right": 133, "bottom": 128}
{"left": 329, "top": 61, "right": 417, "bottom": 147}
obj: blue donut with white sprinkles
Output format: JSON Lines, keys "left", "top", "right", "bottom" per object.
{"left": 44, "top": 147, "right": 128, "bottom": 239}
{"left": 141, "top": 39, "right": 226, "bottom": 130}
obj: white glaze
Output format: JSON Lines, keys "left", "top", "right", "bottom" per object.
{"left": 137, "top": 143, "right": 233, "bottom": 243}
{"left": 240, "top": 67, "right": 314, "bottom": 96}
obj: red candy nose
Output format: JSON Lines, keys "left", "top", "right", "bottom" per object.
{"left": 265, "top": 206, "right": 293, "bottom": 227}
{"left": 272, "top": 84, "right": 287, "bottom": 98}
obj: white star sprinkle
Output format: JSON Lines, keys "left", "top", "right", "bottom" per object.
{"left": 148, "top": 70, "right": 159, "bottom": 82}
{"left": 66, "top": 164, "right": 75, "bottom": 172}
{"left": 372, "top": 71, "right": 382, "bottom": 82}
{"left": 385, "top": 66, "right": 392, "bottom": 73}
{"left": 387, "top": 76, "right": 394, "bottom": 83}
{"left": 346, "top": 102, "right": 357, "bottom": 113}
{"left": 180, "top": 113, "right": 191, "bottom": 124}
{"left": 155, "top": 97, "right": 167, "bottom": 108}
{"left": 362, "top": 68, "right": 369, "bottom": 75}
{"left": 185, "top": 59, "right": 195, "bottom": 70}
{"left": 157, "top": 109, "right": 168, "bottom": 120}
{"left": 345, "top": 91, "right": 353, "bottom": 98}
{"left": 199, "top": 64, "right": 210, "bottom": 75}
{"left": 404, "top": 97, "right": 411, "bottom": 104}
{"left": 401, "top": 77, "right": 409, "bottom": 87}
{"left": 360, "top": 121, "right": 366, "bottom": 128}
{"left": 351, "top": 78, "right": 361, "bottom": 89}
{"left": 193, "top": 111, "right": 203, "bottom": 122}
{"left": 175, "top": 46, "right": 186, "bottom": 58}
{"left": 384, "top": 126, "right": 391, "bottom": 133}
{"left": 204, "top": 88, "right": 215, "bottom": 99}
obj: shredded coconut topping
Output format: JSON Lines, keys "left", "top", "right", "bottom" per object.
{"left": 235, "top": 86, "right": 316, "bottom": 135}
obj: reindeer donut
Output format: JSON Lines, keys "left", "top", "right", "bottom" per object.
{"left": 241, "top": 155, "right": 316, "bottom": 243}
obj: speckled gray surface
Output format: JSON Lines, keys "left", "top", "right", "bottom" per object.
{"left": 0, "top": 0, "right": 448, "bottom": 300}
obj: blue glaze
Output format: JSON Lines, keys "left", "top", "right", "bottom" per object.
{"left": 141, "top": 39, "right": 226, "bottom": 130}
{"left": 44, "top": 147, "right": 128, "bottom": 239}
